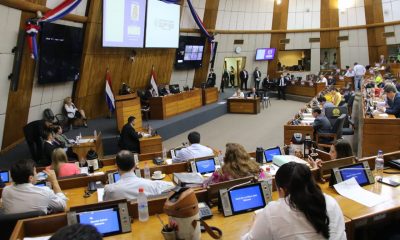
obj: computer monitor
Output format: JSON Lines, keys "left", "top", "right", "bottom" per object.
{"left": 338, "top": 163, "right": 370, "bottom": 186}
{"left": 263, "top": 147, "right": 282, "bottom": 163}
{"left": 194, "top": 158, "right": 216, "bottom": 175}
{"left": 0, "top": 170, "right": 10, "bottom": 183}
{"left": 169, "top": 84, "right": 180, "bottom": 94}
{"left": 113, "top": 172, "right": 120, "bottom": 182}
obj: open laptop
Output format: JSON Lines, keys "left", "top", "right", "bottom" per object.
{"left": 191, "top": 156, "right": 217, "bottom": 175}
{"left": 263, "top": 146, "right": 282, "bottom": 163}
{"left": 107, "top": 172, "right": 121, "bottom": 184}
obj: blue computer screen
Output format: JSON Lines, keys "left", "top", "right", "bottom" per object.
{"left": 264, "top": 147, "right": 281, "bottom": 162}
{"left": 195, "top": 159, "right": 216, "bottom": 174}
{"left": 340, "top": 164, "right": 369, "bottom": 186}
{"left": 35, "top": 182, "right": 46, "bottom": 187}
{"left": 113, "top": 172, "right": 121, "bottom": 182}
{"left": 229, "top": 185, "right": 265, "bottom": 213}
{"left": 0, "top": 171, "right": 9, "bottom": 183}
{"left": 78, "top": 208, "right": 121, "bottom": 235}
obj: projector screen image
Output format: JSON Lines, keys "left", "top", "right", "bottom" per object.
{"left": 195, "top": 159, "right": 215, "bottom": 174}
{"left": 103, "top": 0, "right": 146, "bottom": 48}
{"left": 229, "top": 185, "right": 265, "bottom": 213}
{"left": 145, "top": 0, "right": 180, "bottom": 48}
{"left": 184, "top": 45, "right": 204, "bottom": 61}
{"left": 255, "top": 48, "right": 276, "bottom": 61}
{"left": 339, "top": 164, "right": 369, "bottom": 186}
{"left": 78, "top": 208, "right": 121, "bottom": 235}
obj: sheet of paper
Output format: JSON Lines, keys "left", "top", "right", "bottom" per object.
{"left": 97, "top": 188, "right": 104, "bottom": 202}
{"left": 378, "top": 113, "right": 389, "bottom": 117}
{"left": 24, "top": 237, "right": 51, "bottom": 240}
{"left": 78, "top": 139, "right": 92, "bottom": 144}
{"left": 334, "top": 178, "right": 388, "bottom": 207}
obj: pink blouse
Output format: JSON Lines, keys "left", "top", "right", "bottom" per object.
{"left": 47, "top": 163, "right": 80, "bottom": 178}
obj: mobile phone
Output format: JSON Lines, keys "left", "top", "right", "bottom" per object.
{"left": 378, "top": 177, "right": 400, "bottom": 187}
{"left": 37, "top": 172, "right": 48, "bottom": 181}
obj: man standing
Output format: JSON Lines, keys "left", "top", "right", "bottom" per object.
{"left": 221, "top": 69, "right": 229, "bottom": 93}
{"left": 253, "top": 67, "right": 261, "bottom": 90}
{"left": 277, "top": 73, "right": 287, "bottom": 100}
{"left": 206, "top": 68, "right": 216, "bottom": 87}
{"left": 353, "top": 62, "right": 366, "bottom": 91}
{"left": 119, "top": 116, "right": 142, "bottom": 153}
{"left": 239, "top": 68, "right": 249, "bottom": 90}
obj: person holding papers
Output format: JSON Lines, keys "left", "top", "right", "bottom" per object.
{"left": 103, "top": 151, "right": 174, "bottom": 201}
{"left": 172, "top": 131, "right": 214, "bottom": 163}
{"left": 203, "top": 143, "right": 261, "bottom": 186}
{"left": 243, "top": 162, "right": 346, "bottom": 240}
{"left": 231, "top": 88, "right": 245, "bottom": 98}
{"left": 379, "top": 84, "right": 400, "bottom": 118}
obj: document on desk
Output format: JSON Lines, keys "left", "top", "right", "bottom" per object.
{"left": 97, "top": 188, "right": 105, "bottom": 202}
{"left": 24, "top": 237, "right": 51, "bottom": 240}
{"left": 78, "top": 138, "right": 93, "bottom": 144}
{"left": 334, "top": 178, "right": 388, "bottom": 207}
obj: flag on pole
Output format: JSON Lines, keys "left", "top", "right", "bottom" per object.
{"left": 105, "top": 69, "right": 115, "bottom": 112}
{"left": 150, "top": 66, "right": 159, "bottom": 97}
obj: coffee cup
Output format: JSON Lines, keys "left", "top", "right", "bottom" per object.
{"left": 153, "top": 171, "right": 162, "bottom": 179}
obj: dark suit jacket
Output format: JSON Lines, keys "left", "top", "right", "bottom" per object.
{"left": 119, "top": 123, "right": 142, "bottom": 153}
{"left": 207, "top": 73, "right": 216, "bottom": 87}
{"left": 240, "top": 70, "right": 249, "bottom": 80}
{"left": 312, "top": 116, "right": 332, "bottom": 134}
{"left": 43, "top": 141, "right": 61, "bottom": 166}
{"left": 386, "top": 93, "right": 400, "bottom": 118}
{"left": 253, "top": 70, "right": 261, "bottom": 80}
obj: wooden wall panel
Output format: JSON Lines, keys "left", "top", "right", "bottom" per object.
{"left": 320, "top": 0, "right": 339, "bottom": 49}
{"left": 2, "top": 0, "right": 47, "bottom": 150}
{"left": 193, "top": 0, "right": 219, "bottom": 88}
{"left": 268, "top": 0, "right": 289, "bottom": 78}
{"left": 74, "top": 0, "right": 177, "bottom": 119}
{"left": 364, "top": 0, "right": 387, "bottom": 65}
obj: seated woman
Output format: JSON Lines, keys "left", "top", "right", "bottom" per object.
{"left": 53, "top": 126, "right": 78, "bottom": 160}
{"left": 64, "top": 97, "right": 87, "bottom": 128}
{"left": 243, "top": 162, "right": 346, "bottom": 240}
{"left": 47, "top": 148, "right": 80, "bottom": 178}
{"left": 231, "top": 88, "right": 244, "bottom": 98}
{"left": 309, "top": 139, "right": 354, "bottom": 168}
{"left": 204, "top": 143, "right": 261, "bottom": 186}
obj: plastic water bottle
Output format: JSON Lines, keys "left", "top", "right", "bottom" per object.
{"left": 144, "top": 162, "right": 151, "bottom": 179}
{"left": 218, "top": 150, "right": 224, "bottom": 166}
{"left": 162, "top": 148, "right": 167, "bottom": 160}
{"left": 137, "top": 188, "right": 149, "bottom": 222}
{"left": 375, "top": 150, "right": 384, "bottom": 180}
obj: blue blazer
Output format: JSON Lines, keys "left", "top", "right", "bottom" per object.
{"left": 386, "top": 93, "right": 400, "bottom": 118}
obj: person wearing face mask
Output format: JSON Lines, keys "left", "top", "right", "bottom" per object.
{"left": 2, "top": 159, "right": 67, "bottom": 214}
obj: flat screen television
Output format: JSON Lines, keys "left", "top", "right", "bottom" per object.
{"left": 102, "top": 0, "right": 146, "bottom": 48}
{"left": 255, "top": 48, "right": 276, "bottom": 61}
{"left": 38, "top": 22, "right": 83, "bottom": 84}
{"left": 175, "top": 36, "right": 206, "bottom": 69}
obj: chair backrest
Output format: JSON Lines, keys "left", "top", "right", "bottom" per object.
{"left": 325, "top": 106, "right": 349, "bottom": 127}
{"left": 43, "top": 108, "right": 55, "bottom": 122}
{"left": 331, "top": 114, "right": 346, "bottom": 139}
{"left": 206, "top": 176, "right": 255, "bottom": 205}
{"left": 0, "top": 210, "right": 45, "bottom": 239}
{"left": 347, "top": 93, "right": 355, "bottom": 108}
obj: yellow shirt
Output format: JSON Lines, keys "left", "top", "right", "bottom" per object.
{"left": 332, "top": 92, "right": 342, "bottom": 106}
{"left": 375, "top": 75, "right": 383, "bottom": 85}
{"left": 325, "top": 92, "right": 334, "bottom": 103}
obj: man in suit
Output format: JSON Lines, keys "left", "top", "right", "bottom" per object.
{"left": 119, "top": 116, "right": 142, "bottom": 153}
{"left": 277, "top": 73, "right": 287, "bottom": 100}
{"left": 247, "top": 87, "right": 259, "bottom": 98}
{"left": 239, "top": 68, "right": 249, "bottom": 90}
{"left": 381, "top": 84, "right": 400, "bottom": 118}
{"left": 206, "top": 68, "right": 216, "bottom": 87}
{"left": 221, "top": 69, "right": 229, "bottom": 93}
{"left": 312, "top": 108, "right": 332, "bottom": 134}
{"left": 253, "top": 67, "right": 261, "bottom": 90}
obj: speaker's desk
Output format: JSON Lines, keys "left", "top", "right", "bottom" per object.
{"left": 202, "top": 87, "right": 218, "bottom": 105}
{"left": 148, "top": 89, "right": 202, "bottom": 120}
{"left": 227, "top": 97, "right": 260, "bottom": 114}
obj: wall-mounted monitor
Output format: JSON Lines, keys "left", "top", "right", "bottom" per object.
{"left": 102, "top": 0, "right": 147, "bottom": 48}
{"left": 175, "top": 36, "right": 206, "bottom": 69}
{"left": 145, "top": 0, "right": 180, "bottom": 48}
{"left": 38, "top": 22, "right": 83, "bottom": 84}
{"left": 255, "top": 48, "right": 276, "bottom": 61}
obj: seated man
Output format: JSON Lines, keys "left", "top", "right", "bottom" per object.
{"left": 380, "top": 84, "right": 400, "bottom": 118}
{"left": 103, "top": 150, "right": 174, "bottom": 201}
{"left": 247, "top": 87, "right": 260, "bottom": 98}
{"left": 2, "top": 159, "right": 67, "bottom": 214}
{"left": 172, "top": 131, "right": 214, "bottom": 163}
{"left": 312, "top": 108, "right": 332, "bottom": 135}
{"left": 231, "top": 88, "right": 245, "bottom": 98}
{"left": 318, "top": 96, "right": 335, "bottom": 114}
{"left": 119, "top": 116, "right": 142, "bottom": 153}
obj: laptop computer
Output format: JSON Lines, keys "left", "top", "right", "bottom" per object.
{"left": 263, "top": 147, "right": 282, "bottom": 163}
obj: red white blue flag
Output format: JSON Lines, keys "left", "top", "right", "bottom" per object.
{"left": 105, "top": 70, "right": 115, "bottom": 112}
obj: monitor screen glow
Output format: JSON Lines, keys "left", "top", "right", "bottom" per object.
{"left": 0, "top": 171, "right": 10, "bottom": 183}
{"left": 195, "top": 159, "right": 216, "bottom": 174}
{"left": 78, "top": 208, "right": 121, "bottom": 236}
{"left": 229, "top": 184, "right": 265, "bottom": 214}
{"left": 255, "top": 48, "right": 276, "bottom": 61}
{"left": 113, "top": 172, "right": 121, "bottom": 182}
{"left": 264, "top": 147, "right": 281, "bottom": 163}
{"left": 339, "top": 164, "right": 369, "bottom": 186}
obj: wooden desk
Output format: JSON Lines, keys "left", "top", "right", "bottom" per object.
{"left": 227, "top": 97, "right": 260, "bottom": 114}
{"left": 202, "top": 87, "right": 218, "bottom": 105}
{"left": 115, "top": 93, "right": 142, "bottom": 132}
{"left": 71, "top": 134, "right": 103, "bottom": 161}
{"left": 285, "top": 82, "right": 326, "bottom": 97}
{"left": 283, "top": 123, "right": 314, "bottom": 145}
{"left": 148, "top": 89, "right": 202, "bottom": 119}
{"left": 139, "top": 135, "right": 162, "bottom": 154}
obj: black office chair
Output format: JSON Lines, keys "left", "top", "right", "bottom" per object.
{"left": 316, "top": 114, "right": 346, "bottom": 149}
{"left": 325, "top": 106, "right": 354, "bottom": 135}
{"left": 0, "top": 210, "right": 45, "bottom": 239}
{"left": 137, "top": 89, "right": 150, "bottom": 122}
{"left": 43, "top": 108, "right": 67, "bottom": 127}
{"left": 23, "top": 120, "right": 45, "bottom": 164}
{"left": 347, "top": 93, "right": 356, "bottom": 116}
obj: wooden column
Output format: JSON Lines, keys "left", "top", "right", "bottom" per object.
{"left": 267, "top": 0, "right": 289, "bottom": 78}
{"left": 320, "top": 0, "right": 340, "bottom": 68}
{"left": 192, "top": 0, "right": 219, "bottom": 88}
{"left": 364, "top": 0, "right": 387, "bottom": 65}
{"left": 2, "top": 0, "right": 47, "bottom": 151}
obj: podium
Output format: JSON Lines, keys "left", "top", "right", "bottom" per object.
{"left": 115, "top": 93, "right": 142, "bottom": 132}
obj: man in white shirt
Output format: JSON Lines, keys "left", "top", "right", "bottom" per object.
{"left": 103, "top": 150, "right": 174, "bottom": 201}
{"left": 318, "top": 74, "right": 328, "bottom": 86}
{"left": 344, "top": 66, "right": 355, "bottom": 77}
{"left": 353, "top": 62, "right": 366, "bottom": 91}
{"left": 2, "top": 159, "right": 67, "bottom": 214}
{"left": 172, "top": 131, "right": 214, "bottom": 163}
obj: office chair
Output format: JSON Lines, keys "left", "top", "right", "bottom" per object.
{"left": 137, "top": 89, "right": 150, "bottom": 122}
{"left": 325, "top": 106, "right": 354, "bottom": 136}
{"left": 260, "top": 91, "right": 271, "bottom": 109}
{"left": 316, "top": 114, "right": 346, "bottom": 149}
{"left": 0, "top": 210, "right": 45, "bottom": 239}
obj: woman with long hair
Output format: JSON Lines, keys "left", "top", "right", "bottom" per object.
{"left": 204, "top": 143, "right": 261, "bottom": 186}
{"left": 309, "top": 139, "right": 354, "bottom": 168}
{"left": 64, "top": 97, "right": 87, "bottom": 128}
{"left": 243, "top": 162, "right": 346, "bottom": 240}
{"left": 48, "top": 148, "right": 80, "bottom": 178}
